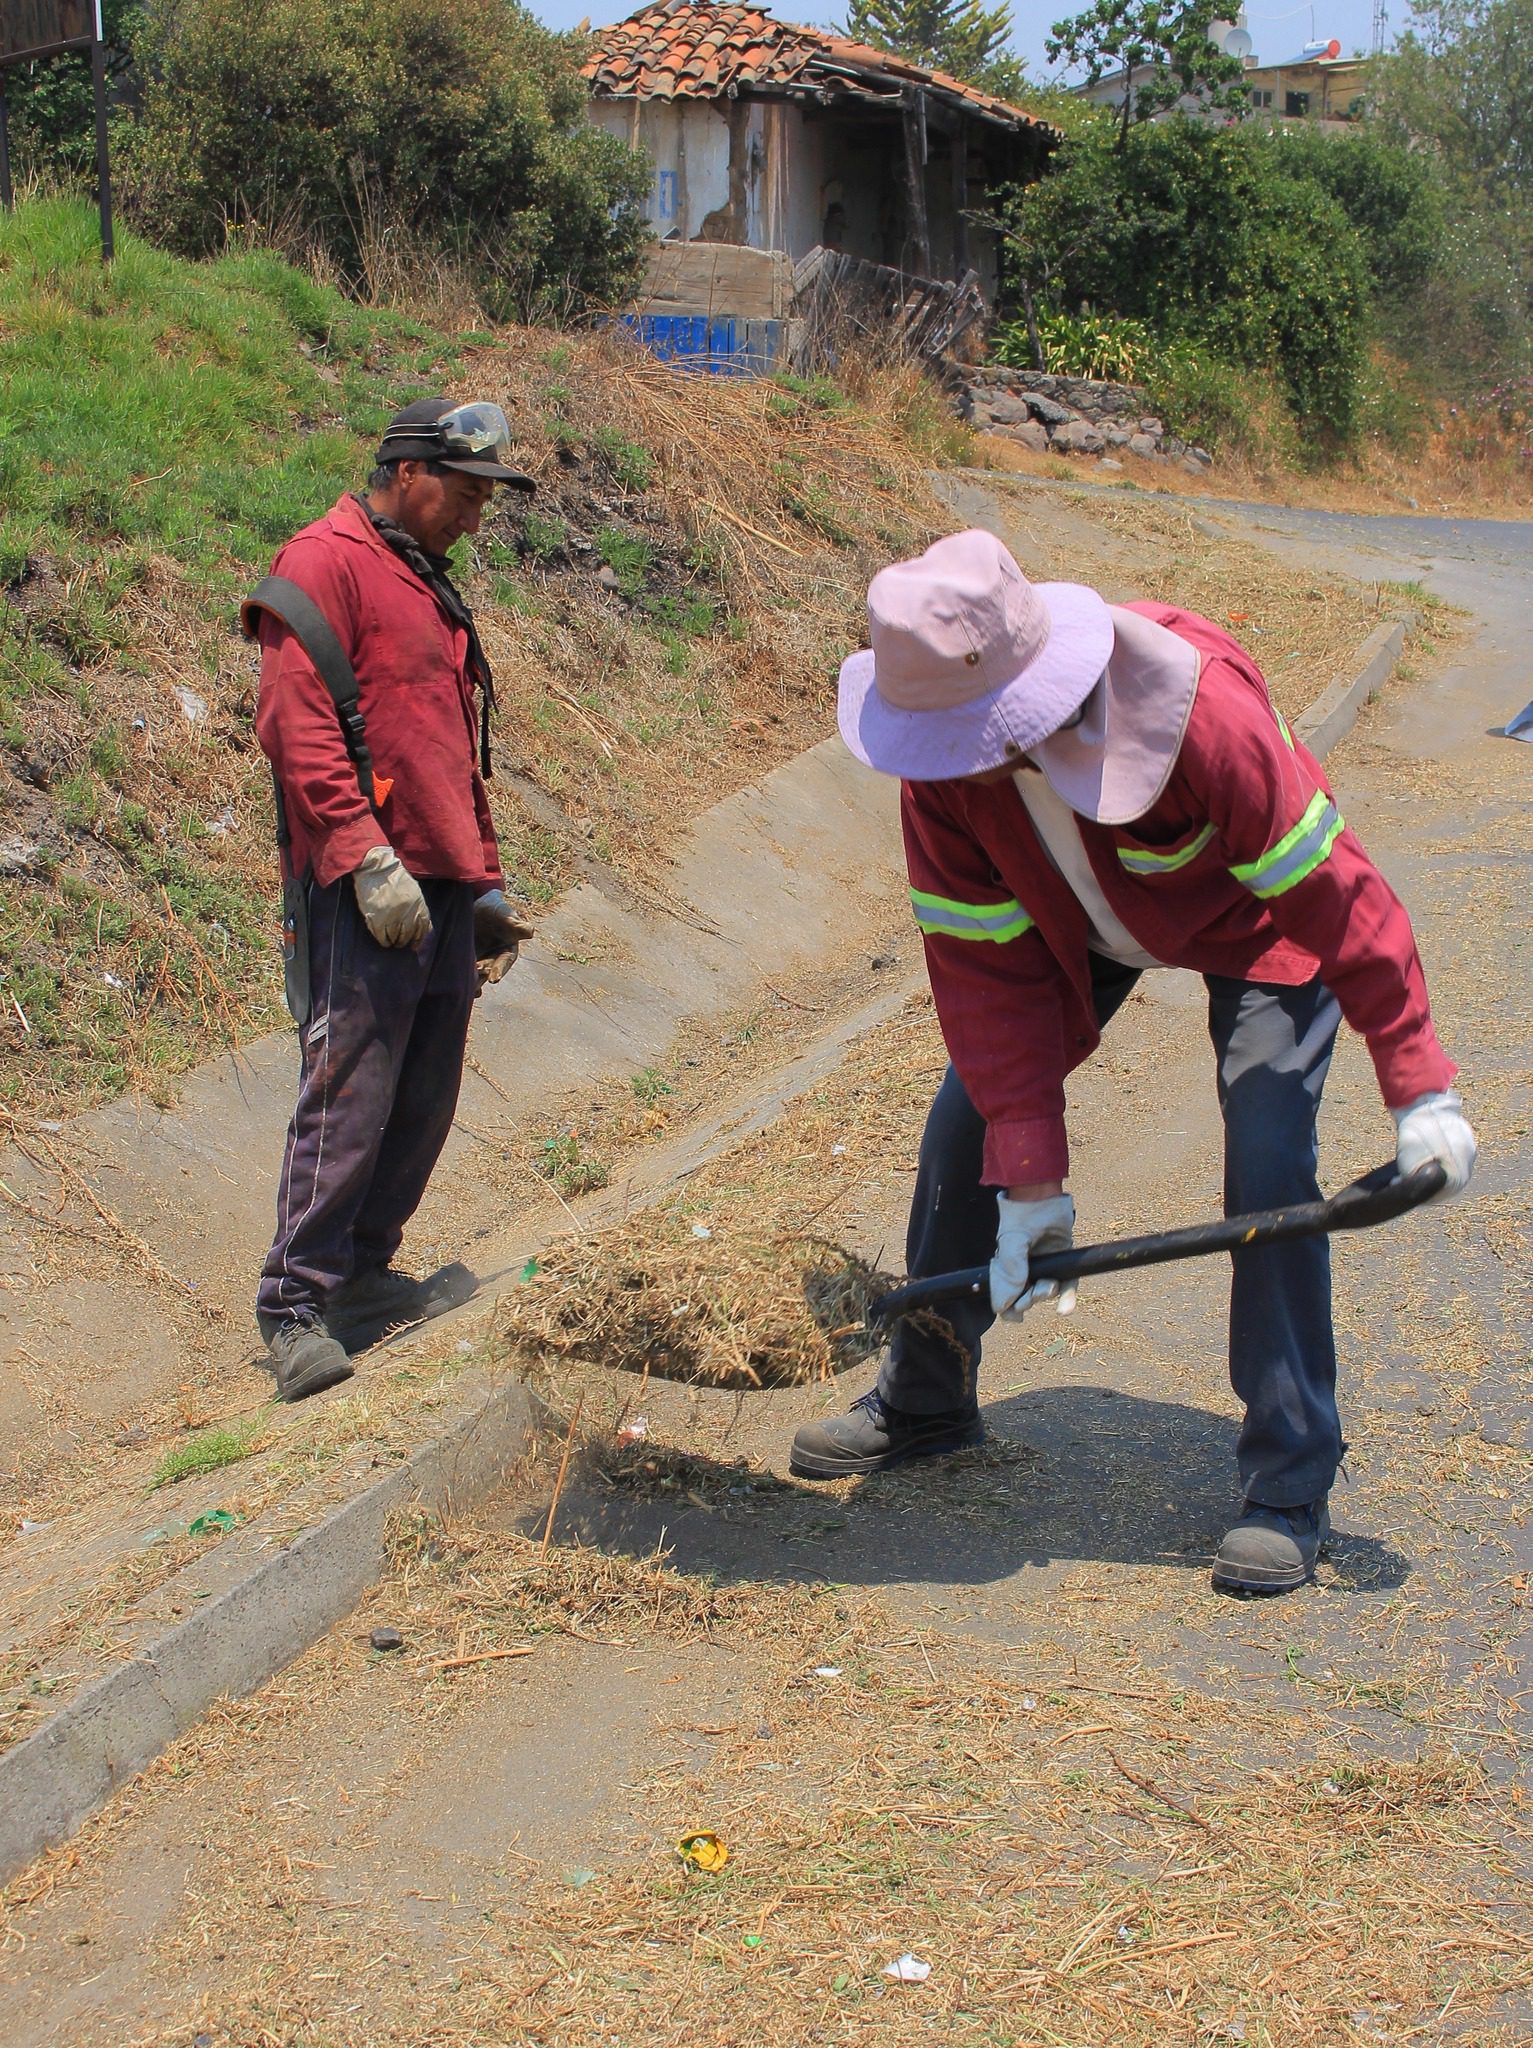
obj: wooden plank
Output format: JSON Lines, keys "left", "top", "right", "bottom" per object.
{"left": 637, "top": 242, "right": 786, "bottom": 322}
{"left": 901, "top": 90, "right": 931, "bottom": 278}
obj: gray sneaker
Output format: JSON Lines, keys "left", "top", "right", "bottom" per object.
{"left": 789, "top": 1388, "right": 984, "bottom": 1479}
{"left": 324, "top": 1262, "right": 477, "bottom": 1348}
{"left": 1212, "top": 1497, "right": 1331, "bottom": 1596}
{"left": 259, "top": 1313, "right": 355, "bottom": 1404}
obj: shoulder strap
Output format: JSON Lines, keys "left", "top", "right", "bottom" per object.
{"left": 242, "top": 573, "right": 378, "bottom": 806}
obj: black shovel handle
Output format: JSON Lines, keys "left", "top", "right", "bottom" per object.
{"left": 870, "top": 1159, "right": 1446, "bottom": 1323}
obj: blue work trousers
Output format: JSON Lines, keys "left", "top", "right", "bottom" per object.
{"left": 879, "top": 959, "right": 1345, "bottom": 1508}
{"left": 257, "top": 873, "right": 477, "bottom": 1326}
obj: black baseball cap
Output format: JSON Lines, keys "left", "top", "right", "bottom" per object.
{"left": 376, "top": 398, "right": 535, "bottom": 489}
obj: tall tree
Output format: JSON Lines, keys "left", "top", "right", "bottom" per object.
{"left": 1377, "top": 0, "right": 1533, "bottom": 200}
{"left": 841, "top": 0, "right": 1029, "bottom": 100}
{"left": 1046, "top": 0, "right": 1247, "bottom": 149}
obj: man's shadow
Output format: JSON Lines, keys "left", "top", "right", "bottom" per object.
{"left": 533, "top": 1384, "right": 1412, "bottom": 1596}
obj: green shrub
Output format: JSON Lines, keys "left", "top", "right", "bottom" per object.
{"left": 122, "top": 0, "right": 651, "bottom": 320}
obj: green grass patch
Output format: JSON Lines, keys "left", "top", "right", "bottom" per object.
{"left": 590, "top": 425, "right": 653, "bottom": 494}
{"left": 150, "top": 1416, "right": 266, "bottom": 1489}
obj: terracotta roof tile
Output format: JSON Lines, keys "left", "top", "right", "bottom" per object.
{"left": 582, "top": 2, "right": 1052, "bottom": 132}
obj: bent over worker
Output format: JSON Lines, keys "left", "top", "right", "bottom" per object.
{"left": 790, "top": 529, "right": 1476, "bottom": 1595}
{"left": 248, "top": 398, "right": 535, "bottom": 1401}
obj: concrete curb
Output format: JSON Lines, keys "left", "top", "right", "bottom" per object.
{"left": 0, "top": 591, "right": 1416, "bottom": 1888}
{"left": 1296, "top": 614, "right": 1413, "bottom": 762}
{"left": 0, "top": 1376, "right": 532, "bottom": 1884}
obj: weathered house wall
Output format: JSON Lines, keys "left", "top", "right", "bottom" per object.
{"left": 589, "top": 95, "right": 1000, "bottom": 295}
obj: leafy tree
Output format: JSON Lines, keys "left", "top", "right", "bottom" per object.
{"left": 841, "top": 0, "right": 1029, "bottom": 100}
{"left": 120, "top": 0, "right": 650, "bottom": 319}
{"left": 1045, "top": 0, "right": 1247, "bottom": 148}
{"left": 1377, "top": 0, "right": 1533, "bottom": 199}
{"left": 1, "top": 0, "right": 142, "bottom": 180}
{"left": 996, "top": 112, "right": 1370, "bottom": 439}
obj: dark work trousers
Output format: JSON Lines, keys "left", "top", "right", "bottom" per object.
{"left": 879, "top": 958, "right": 1346, "bottom": 1508}
{"left": 256, "top": 873, "right": 477, "bottom": 1328}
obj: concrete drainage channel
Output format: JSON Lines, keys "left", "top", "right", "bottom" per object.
{"left": 0, "top": 532, "right": 1416, "bottom": 1888}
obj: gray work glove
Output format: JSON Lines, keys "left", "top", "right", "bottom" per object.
{"left": 990, "top": 1193, "right": 1078, "bottom": 1321}
{"left": 1393, "top": 1089, "right": 1477, "bottom": 1200}
{"left": 473, "top": 888, "right": 535, "bottom": 987}
{"left": 353, "top": 845, "right": 431, "bottom": 950}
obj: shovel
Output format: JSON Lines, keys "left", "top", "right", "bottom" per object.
{"left": 869, "top": 1159, "right": 1447, "bottom": 1324}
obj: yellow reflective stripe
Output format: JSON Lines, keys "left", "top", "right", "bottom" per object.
{"left": 1275, "top": 710, "right": 1296, "bottom": 751}
{"left": 1116, "top": 823, "right": 1216, "bottom": 875}
{"left": 1230, "top": 793, "right": 1344, "bottom": 900}
{"left": 910, "top": 887, "right": 1034, "bottom": 943}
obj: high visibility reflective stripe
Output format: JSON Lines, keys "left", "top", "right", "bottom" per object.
{"left": 1230, "top": 793, "right": 1343, "bottom": 900}
{"left": 910, "top": 887, "right": 1035, "bottom": 943}
{"left": 1275, "top": 710, "right": 1296, "bottom": 751}
{"left": 1117, "top": 823, "right": 1216, "bottom": 875}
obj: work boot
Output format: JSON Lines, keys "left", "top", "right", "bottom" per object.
{"left": 324, "top": 1262, "right": 477, "bottom": 1349}
{"left": 789, "top": 1387, "right": 984, "bottom": 1479}
{"left": 258, "top": 1312, "right": 355, "bottom": 1404}
{"left": 1212, "top": 1497, "right": 1331, "bottom": 1597}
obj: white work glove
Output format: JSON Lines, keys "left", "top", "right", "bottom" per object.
{"left": 473, "top": 888, "right": 535, "bottom": 988}
{"left": 352, "top": 845, "right": 431, "bottom": 950}
{"left": 990, "top": 1193, "right": 1078, "bottom": 1321}
{"left": 1393, "top": 1089, "right": 1477, "bottom": 1200}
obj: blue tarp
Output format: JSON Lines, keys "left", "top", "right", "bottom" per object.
{"left": 619, "top": 313, "right": 785, "bottom": 379}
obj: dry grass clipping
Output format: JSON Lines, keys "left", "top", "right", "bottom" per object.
{"left": 495, "top": 1212, "right": 904, "bottom": 1391}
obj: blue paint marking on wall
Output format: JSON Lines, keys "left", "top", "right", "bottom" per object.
{"left": 620, "top": 313, "right": 785, "bottom": 378}
{"left": 656, "top": 169, "right": 678, "bottom": 222}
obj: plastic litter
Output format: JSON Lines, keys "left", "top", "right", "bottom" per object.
{"left": 691, "top": 1223, "right": 713, "bottom": 1240}
{"left": 616, "top": 1416, "right": 649, "bottom": 1445}
{"left": 814, "top": 1665, "right": 842, "bottom": 1678}
{"left": 677, "top": 1830, "right": 729, "bottom": 1872}
{"left": 189, "top": 1508, "right": 237, "bottom": 1537}
{"left": 883, "top": 1953, "right": 931, "bottom": 1982}
{"left": 519, "top": 1257, "right": 541, "bottom": 1282}
{"left": 173, "top": 684, "right": 209, "bottom": 724}
{"left": 18, "top": 1519, "right": 50, "bottom": 1535}
{"left": 565, "top": 1866, "right": 598, "bottom": 1888}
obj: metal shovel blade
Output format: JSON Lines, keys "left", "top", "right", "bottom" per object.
{"left": 869, "top": 1159, "right": 1447, "bottom": 1324}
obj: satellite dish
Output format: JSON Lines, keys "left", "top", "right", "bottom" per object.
{"left": 1326, "top": 36, "right": 1341, "bottom": 55}
{"left": 1226, "top": 26, "right": 1253, "bottom": 57}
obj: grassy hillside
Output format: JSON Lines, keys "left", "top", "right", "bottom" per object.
{"left": 0, "top": 199, "right": 950, "bottom": 1117}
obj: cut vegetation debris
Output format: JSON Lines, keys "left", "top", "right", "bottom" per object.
{"left": 497, "top": 1217, "right": 900, "bottom": 1390}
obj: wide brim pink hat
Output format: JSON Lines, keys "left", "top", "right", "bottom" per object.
{"left": 838, "top": 528, "right": 1115, "bottom": 783}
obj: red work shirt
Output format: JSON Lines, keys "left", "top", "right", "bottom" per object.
{"left": 902, "top": 603, "right": 1456, "bottom": 1188}
{"left": 254, "top": 493, "right": 502, "bottom": 892}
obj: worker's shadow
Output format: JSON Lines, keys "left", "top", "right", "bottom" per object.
{"left": 542, "top": 1384, "right": 1412, "bottom": 1596}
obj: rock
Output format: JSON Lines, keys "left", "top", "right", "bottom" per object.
{"left": 1051, "top": 419, "right": 1106, "bottom": 456}
{"left": 1163, "top": 436, "right": 1186, "bottom": 460}
{"left": 985, "top": 394, "right": 1031, "bottom": 426}
{"left": 596, "top": 564, "right": 621, "bottom": 593}
{"left": 1187, "top": 446, "right": 1214, "bottom": 468}
{"left": 1099, "top": 457, "right": 1125, "bottom": 470}
{"left": 1127, "top": 432, "right": 1161, "bottom": 460}
{"left": 1139, "top": 417, "right": 1165, "bottom": 436}
{"left": 1026, "top": 395, "right": 1075, "bottom": 428}
{"left": 1102, "top": 424, "right": 1132, "bottom": 447}
{"left": 0, "top": 834, "right": 42, "bottom": 877}
{"left": 369, "top": 1625, "right": 405, "bottom": 1653}
{"left": 1003, "top": 421, "right": 1050, "bottom": 454}
{"left": 1180, "top": 454, "right": 1207, "bottom": 476}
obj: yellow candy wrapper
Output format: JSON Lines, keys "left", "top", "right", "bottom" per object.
{"left": 677, "top": 1830, "right": 729, "bottom": 1872}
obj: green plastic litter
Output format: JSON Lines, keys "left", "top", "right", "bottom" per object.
{"left": 519, "top": 1257, "right": 541, "bottom": 1282}
{"left": 189, "top": 1508, "right": 237, "bottom": 1536}
{"left": 742, "top": 1934, "right": 763, "bottom": 1949}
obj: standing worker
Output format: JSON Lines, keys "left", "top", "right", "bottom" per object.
{"left": 246, "top": 398, "right": 535, "bottom": 1402}
{"left": 791, "top": 530, "right": 1477, "bottom": 1595}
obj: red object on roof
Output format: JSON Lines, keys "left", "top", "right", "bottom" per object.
{"left": 582, "top": 1, "right": 1053, "bottom": 133}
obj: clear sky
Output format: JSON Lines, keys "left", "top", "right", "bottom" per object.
{"left": 531, "top": 0, "right": 1389, "bottom": 82}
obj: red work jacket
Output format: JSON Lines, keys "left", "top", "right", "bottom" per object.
{"left": 902, "top": 603, "right": 1456, "bottom": 1188}
{"left": 254, "top": 493, "right": 502, "bottom": 892}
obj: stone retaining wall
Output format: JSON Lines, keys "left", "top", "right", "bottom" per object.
{"left": 961, "top": 366, "right": 1215, "bottom": 475}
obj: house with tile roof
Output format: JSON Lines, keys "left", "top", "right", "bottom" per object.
{"left": 583, "top": 1, "right": 1055, "bottom": 305}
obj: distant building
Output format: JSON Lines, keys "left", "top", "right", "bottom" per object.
{"left": 1074, "top": 19, "right": 1370, "bottom": 130}
{"left": 583, "top": 0, "right": 1056, "bottom": 298}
